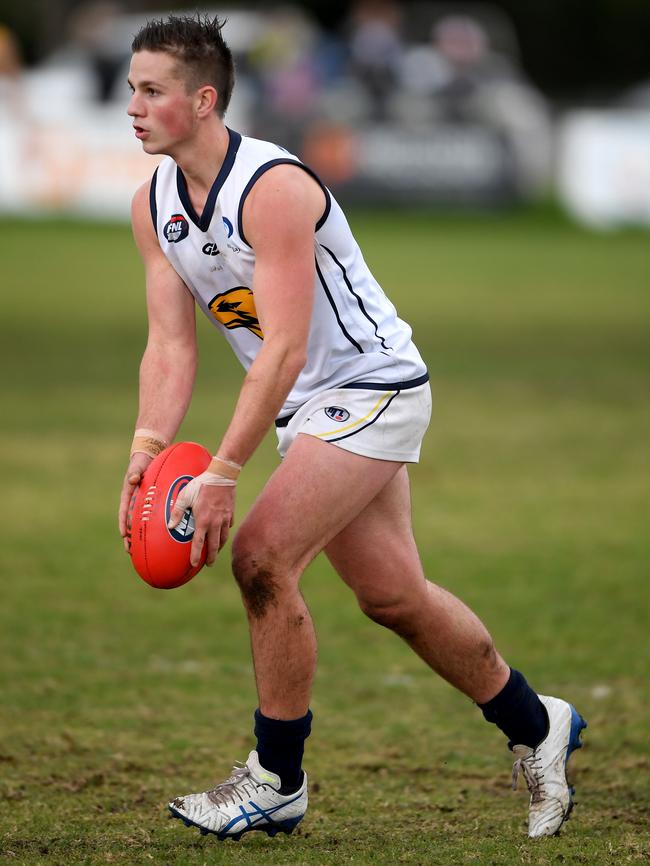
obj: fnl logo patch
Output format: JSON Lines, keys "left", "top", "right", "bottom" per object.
{"left": 165, "top": 476, "right": 196, "bottom": 542}
{"left": 164, "top": 214, "right": 189, "bottom": 243}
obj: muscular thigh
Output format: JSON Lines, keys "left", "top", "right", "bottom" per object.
{"left": 325, "top": 466, "right": 427, "bottom": 605}
{"left": 235, "top": 433, "right": 402, "bottom": 573}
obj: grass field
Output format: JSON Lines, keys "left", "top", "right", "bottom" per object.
{"left": 0, "top": 210, "right": 648, "bottom": 866}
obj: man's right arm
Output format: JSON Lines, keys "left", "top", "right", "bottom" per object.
{"left": 118, "top": 180, "right": 198, "bottom": 544}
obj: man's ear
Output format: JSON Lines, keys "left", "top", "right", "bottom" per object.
{"left": 196, "top": 85, "right": 219, "bottom": 117}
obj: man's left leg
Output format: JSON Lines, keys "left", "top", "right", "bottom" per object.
{"left": 324, "top": 465, "right": 587, "bottom": 837}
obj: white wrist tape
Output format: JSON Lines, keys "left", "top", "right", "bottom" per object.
{"left": 168, "top": 470, "right": 236, "bottom": 524}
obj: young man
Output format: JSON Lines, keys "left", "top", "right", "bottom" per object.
{"left": 119, "top": 14, "right": 586, "bottom": 843}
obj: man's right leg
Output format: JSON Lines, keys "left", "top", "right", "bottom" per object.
{"left": 169, "top": 435, "right": 406, "bottom": 838}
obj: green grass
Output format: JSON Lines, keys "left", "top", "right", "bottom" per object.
{"left": 0, "top": 210, "right": 649, "bottom": 865}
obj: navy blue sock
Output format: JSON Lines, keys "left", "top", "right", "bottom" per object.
{"left": 478, "top": 668, "right": 549, "bottom": 749}
{"left": 254, "top": 708, "right": 312, "bottom": 794}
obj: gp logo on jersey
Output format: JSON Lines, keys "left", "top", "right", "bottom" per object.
{"left": 165, "top": 476, "right": 196, "bottom": 542}
{"left": 208, "top": 287, "right": 264, "bottom": 339}
{"left": 325, "top": 406, "right": 350, "bottom": 422}
{"left": 163, "top": 214, "right": 189, "bottom": 243}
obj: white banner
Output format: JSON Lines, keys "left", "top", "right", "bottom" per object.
{"left": 0, "top": 105, "right": 161, "bottom": 219}
{"left": 558, "top": 109, "right": 650, "bottom": 228}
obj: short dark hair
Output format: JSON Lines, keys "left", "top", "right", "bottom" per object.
{"left": 131, "top": 14, "right": 235, "bottom": 117}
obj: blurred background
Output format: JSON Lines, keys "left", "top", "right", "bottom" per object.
{"left": 1, "top": 0, "right": 650, "bottom": 226}
{"left": 1, "top": 4, "right": 649, "bottom": 862}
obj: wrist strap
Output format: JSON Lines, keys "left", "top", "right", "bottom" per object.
{"left": 207, "top": 455, "right": 242, "bottom": 481}
{"left": 130, "top": 428, "right": 169, "bottom": 459}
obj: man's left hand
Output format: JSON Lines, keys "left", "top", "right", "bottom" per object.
{"left": 168, "top": 472, "right": 236, "bottom": 566}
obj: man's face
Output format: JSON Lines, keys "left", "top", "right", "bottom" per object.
{"left": 127, "top": 50, "right": 196, "bottom": 154}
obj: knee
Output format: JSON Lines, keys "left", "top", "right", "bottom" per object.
{"left": 231, "top": 525, "right": 303, "bottom": 619}
{"left": 358, "top": 594, "right": 416, "bottom": 638}
{"left": 231, "top": 530, "right": 282, "bottom": 619}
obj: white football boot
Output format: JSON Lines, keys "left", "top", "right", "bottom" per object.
{"left": 168, "top": 750, "right": 307, "bottom": 841}
{"left": 511, "top": 694, "right": 587, "bottom": 838}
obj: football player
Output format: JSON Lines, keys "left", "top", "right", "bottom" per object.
{"left": 118, "top": 14, "right": 586, "bottom": 842}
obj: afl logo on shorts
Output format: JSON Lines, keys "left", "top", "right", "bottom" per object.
{"left": 163, "top": 214, "right": 189, "bottom": 244}
{"left": 325, "top": 406, "right": 350, "bottom": 422}
{"left": 165, "top": 476, "right": 196, "bottom": 543}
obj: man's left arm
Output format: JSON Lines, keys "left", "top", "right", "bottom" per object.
{"left": 169, "top": 165, "right": 325, "bottom": 566}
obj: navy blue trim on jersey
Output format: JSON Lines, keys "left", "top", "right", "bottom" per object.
{"left": 176, "top": 128, "right": 242, "bottom": 231}
{"left": 237, "top": 158, "right": 332, "bottom": 247}
{"left": 342, "top": 372, "right": 429, "bottom": 391}
{"left": 149, "top": 168, "right": 158, "bottom": 233}
{"left": 315, "top": 259, "right": 364, "bottom": 354}
{"left": 327, "top": 390, "right": 400, "bottom": 443}
{"left": 315, "top": 183, "right": 332, "bottom": 231}
{"left": 321, "top": 245, "right": 392, "bottom": 351}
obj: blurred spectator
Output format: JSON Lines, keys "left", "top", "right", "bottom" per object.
{"left": 67, "top": 1, "right": 126, "bottom": 103}
{"left": 249, "top": 8, "right": 318, "bottom": 116}
{"left": 0, "top": 25, "right": 22, "bottom": 87}
{"left": 400, "top": 13, "right": 552, "bottom": 195}
{"left": 430, "top": 15, "right": 516, "bottom": 120}
{"left": 246, "top": 6, "right": 346, "bottom": 148}
{"left": 401, "top": 15, "right": 517, "bottom": 115}
{"left": 246, "top": 7, "right": 322, "bottom": 145}
{"left": 0, "top": 23, "right": 24, "bottom": 115}
{"left": 0, "top": 24, "right": 21, "bottom": 80}
{"left": 348, "top": 0, "right": 404, "bottom": 122}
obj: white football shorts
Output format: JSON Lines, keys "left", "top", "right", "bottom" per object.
{"left": 276, "top": 381, "right": 432, "bottom": 463}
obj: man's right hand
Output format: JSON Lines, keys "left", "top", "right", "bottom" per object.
{"left": 118, "top": 452, "right": 154, "bottom": 551}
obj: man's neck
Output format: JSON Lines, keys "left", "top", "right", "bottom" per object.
{"left": 171, "top": 119, "right": 231, "bottom": 194}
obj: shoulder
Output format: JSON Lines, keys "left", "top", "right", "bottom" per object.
{"left": 131, "top": 179, "right": 150, "bottom": 218}
{"left": 132, "top": 157, "right": 175, "bottom": 227}
{"left": 242, "top": 163, "right": 326, "bottom": 249}
{"left": 131, "top": 175, "right": 160, "bottom": 259}
{"left": 248, "top": 161, "right": 321, "bottom": 202}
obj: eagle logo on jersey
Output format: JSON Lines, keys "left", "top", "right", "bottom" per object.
{"left": 208, "top": 287, "right": 263, "bottom": 340}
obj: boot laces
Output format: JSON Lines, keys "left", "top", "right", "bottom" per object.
{"left": 207, "top": 763, "right": 258, "bottom": 807}
{"left": 512, "top": 751, "right": 545, "bottom": 804}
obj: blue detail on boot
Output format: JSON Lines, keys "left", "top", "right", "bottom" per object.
{"left": 169, "top": 803, "right": 304, "bottom": 841}
{"left": 563, "top": 704, "right": 587, "bottom": 822}
{"left": 567, "top": 705, "right": 588, "bottom": 765}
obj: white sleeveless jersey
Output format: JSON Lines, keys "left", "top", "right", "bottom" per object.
{"left": 150, "top": 128, "right": 427, "bottom": 418}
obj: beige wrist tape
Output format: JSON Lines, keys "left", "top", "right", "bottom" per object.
{"left": 207, "top": 455, "right": 242, "bottom": 481}
{"left": 130, "top": 427, "right": 169, "bottom": 459}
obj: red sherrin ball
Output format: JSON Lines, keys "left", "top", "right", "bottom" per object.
{"left": 126, "top": 441, "right": 211, "bottom": 589}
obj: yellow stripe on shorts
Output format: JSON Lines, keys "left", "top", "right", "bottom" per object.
{"left": 315, "top": 391, "right": 397, "bottom": 438}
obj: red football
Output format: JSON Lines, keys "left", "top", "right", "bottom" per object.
{"left": 126, "top": 441, "right": 212, "bottom": 589}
